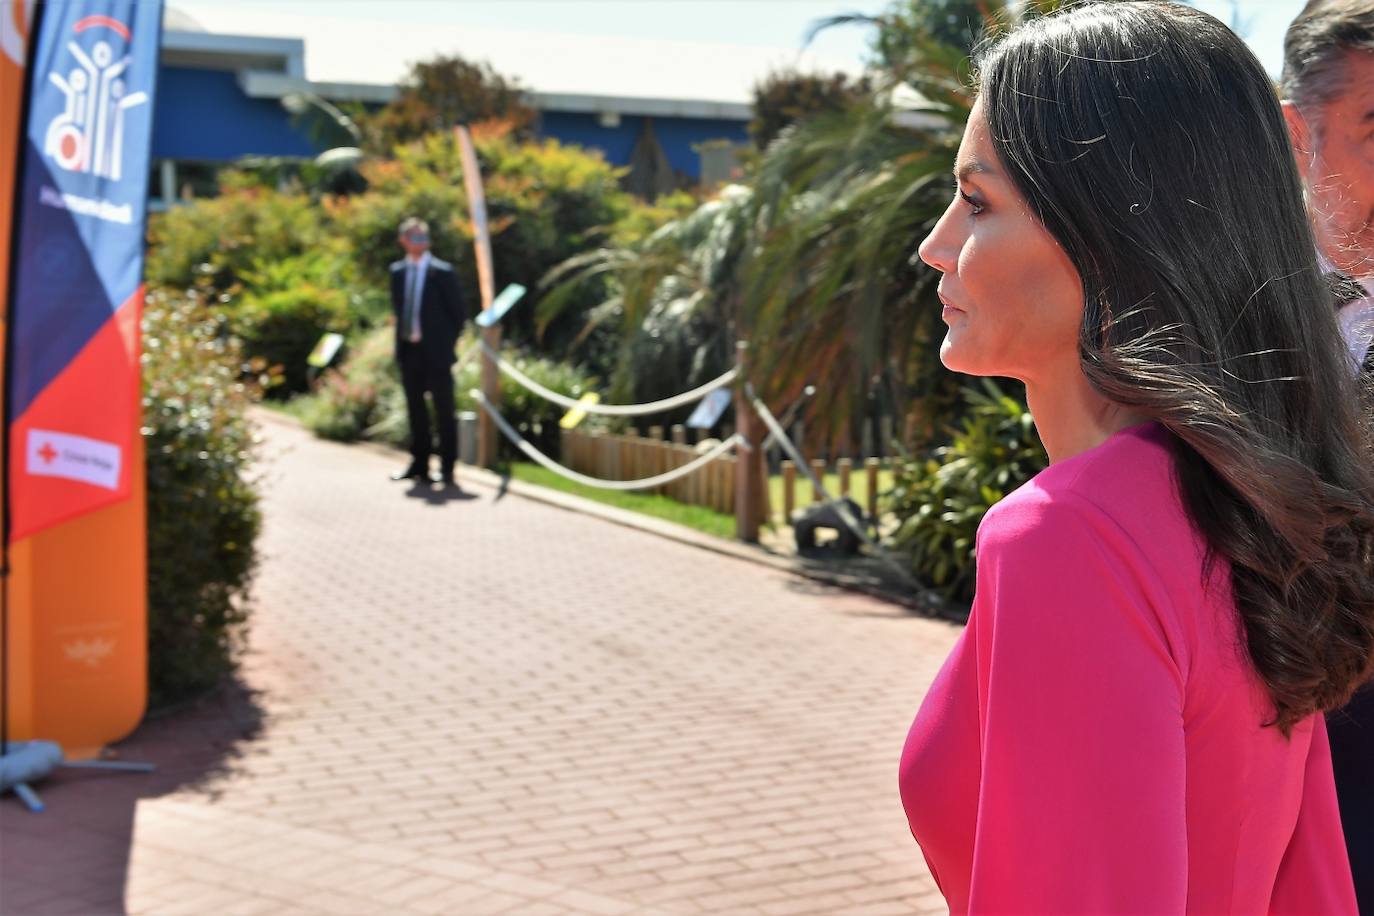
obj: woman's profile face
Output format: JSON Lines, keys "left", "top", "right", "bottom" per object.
{"left": 918, "top": 99, "right": 1085, "bottom": 384}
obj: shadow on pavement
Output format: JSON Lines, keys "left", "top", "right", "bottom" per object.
{"left": 779, "top": 549, "right": 970, "bottom": 623}
{"left": 402, "top": 481, "right": 480, "bottom": 505}
{"left": 0, "top": 677, "right": 265, "bottom": 914}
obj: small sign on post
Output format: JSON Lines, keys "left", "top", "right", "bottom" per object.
{"left": 559, "top": 393, "right": 601, "bottom": 430}
{"left": 475, "top": 283, "right": 527, "bottom": 328}
{"left": 686, "top": 388, "right": 731, "bottom": 429}
{"left": 307, "top": 332, "right": 346, "bottom": 369}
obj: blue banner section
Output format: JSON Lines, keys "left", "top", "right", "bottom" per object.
{"left": 10, "top": 0, "right": 162, "bottom": 418}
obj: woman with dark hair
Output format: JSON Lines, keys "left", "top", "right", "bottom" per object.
{"left": 900, "top": 1, "right": 1374, "bottom": 911}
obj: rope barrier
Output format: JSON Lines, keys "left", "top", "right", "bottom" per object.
{"left": 479, "top": 341, "right": 738, "bottom": 416}
{"left": 471, "top": 390, "right": 743, "bottom": 491}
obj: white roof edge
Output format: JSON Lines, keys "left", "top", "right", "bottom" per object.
{"left": 238, "top": 70, "right": 399, "bottom": 104}
{"left": 238, "top": 71, "right": 753, "bottom": 120}
{"left": 163, "top": 30, "right": 306, "bottom": 78}
{"left": 531, "top": 92, "right": 751, "bottom": 121}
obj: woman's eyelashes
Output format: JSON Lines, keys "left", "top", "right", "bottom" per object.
{"left": 958, "top": 188, "right": 985, "bottom": 216}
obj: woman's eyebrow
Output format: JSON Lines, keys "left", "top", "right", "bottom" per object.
{"left": 954, "top": 159, "right": 996, "bottom": 182}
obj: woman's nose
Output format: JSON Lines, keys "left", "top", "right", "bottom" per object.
{"left": 918, "top": 206, "right": 958, "bottom": 274}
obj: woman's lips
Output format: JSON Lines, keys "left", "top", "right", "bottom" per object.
{"left": 938, "top": 291, "right": 965, "bottom": 320}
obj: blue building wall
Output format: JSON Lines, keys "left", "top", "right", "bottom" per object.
{"left": 150, "top": 65, "right": 749, "bottom": 178}
{"left": 539, "top": 111, "right": 748, "bottom": 179}
{"left": 152, "top": 66, "right": 318, "bottom": 161}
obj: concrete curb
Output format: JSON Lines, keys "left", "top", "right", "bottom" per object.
{"left": 252, "top": 406, "right": 960, "bottom": 619}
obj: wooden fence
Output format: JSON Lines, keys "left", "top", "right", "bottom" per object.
{"left": 560, "top": 425, "right": 752, "bottom": 516}
{"left": 561, "top": 426, "right": 888, "bottom": 522}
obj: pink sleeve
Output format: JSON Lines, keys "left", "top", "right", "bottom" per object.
{"left": 968, "top": 495, "right": 1188, "bottom": 913}
{"left": 1269, "top": 716, "right": 1359, "bottom": 914}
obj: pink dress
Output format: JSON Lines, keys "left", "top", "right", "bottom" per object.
{"left": 899, "top": 423, "right": 1358, "bottom": 913}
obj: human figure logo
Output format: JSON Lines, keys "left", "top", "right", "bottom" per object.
{"left": 42, "top": 15, "right": 147, "bottom": 181}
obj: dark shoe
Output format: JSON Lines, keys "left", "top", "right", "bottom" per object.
{"left": 430, "top": 469, "right": 458, "bottom": 488}
{"left": 391, "top": 463, "right": 426, "bottom": 481}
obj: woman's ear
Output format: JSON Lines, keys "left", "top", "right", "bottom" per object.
{"left": 1280, "top": 100, "right": 1314, "bottom": 167}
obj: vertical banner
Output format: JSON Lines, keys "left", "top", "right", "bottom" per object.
{"left": 456, "top": 124, "right": 501, "bottom": 465}
{"left": 9, "top": 0, "right": 162, "bottom": 540}
{"left": 4, "top": 0, "right": 161, "bottom": 757}
{"left": 454, "top": 125, "right": 494, "bottom": 313}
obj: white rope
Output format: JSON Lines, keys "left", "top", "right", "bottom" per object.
{"left": 480, "top": 341, "right": 738, "bottom": 416}
{"left": 472, "top": 390, "right": 742, "bottom": 491}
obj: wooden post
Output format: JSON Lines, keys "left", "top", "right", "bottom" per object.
{"left": 670, "top": 425, "right": 687, "bottom": 502}
{"left": 478, "top": 326, "right": 501, "bottom": 467}
{"left": 838, "top": 458, "right": 852, "bottom": 497}
{"left": 811, "top": 459, "right": 826, "bottom": 504}
{"left": 865, "top": 457, "right": 880, "bottom": 520}
{"left": 648, "top": 426, "right": 663, "bottom": 494}
{"left": 733, "top": 342, "right": 763, "bottom": 542}
{"left": 782, "top": 459, "right": 795, "bottom": 521}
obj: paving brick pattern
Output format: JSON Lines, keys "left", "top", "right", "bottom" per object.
{"left": 0, "top": 413, "right": 961, "bottom": 914}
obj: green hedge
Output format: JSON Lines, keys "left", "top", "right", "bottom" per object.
{"left": 884, "top": 380, "right": 1047, "bottom": 604}
{"left": 143, "top": 289, "right": 261, "bottom": 707}
{"left": 144, "top": 125, "right": 682, "bottom": 398}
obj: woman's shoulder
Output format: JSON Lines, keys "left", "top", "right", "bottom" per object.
{"left": 981, "top": 422, "right": 1184, "bottom": 558}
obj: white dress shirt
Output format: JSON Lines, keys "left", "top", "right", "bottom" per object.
{"left": 404, "top": 251, "right": 431, "bottom": 343}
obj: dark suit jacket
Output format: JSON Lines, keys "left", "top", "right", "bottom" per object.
{"left": 1328, "top": 269, "right": 1374, "bottom": 913}
{"left": 390, "top": 256, "right": 465, "bottom": 367}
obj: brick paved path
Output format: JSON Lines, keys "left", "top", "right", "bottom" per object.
{"left": 0, "top": 413, "right": 962, "bottom": 915}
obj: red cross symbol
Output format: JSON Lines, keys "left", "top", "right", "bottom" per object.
{"left": 37, "top": 442, "right": 58, "bottom": 464}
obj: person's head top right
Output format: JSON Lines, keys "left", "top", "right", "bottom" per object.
{"left": 1281, "top": 0, "right": 1374, "bottom": 278}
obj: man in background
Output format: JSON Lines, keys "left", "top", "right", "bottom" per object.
{"left": 1282, "top": 1, "right": 1374, "bottom": 909}
{"left": 390, "top": 217, "right": 466, "bottom": 487}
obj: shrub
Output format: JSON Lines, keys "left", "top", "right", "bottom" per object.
{"left": 143, "top": 288, "right": 262, "bottom": 707}
{"left": 229, "top": 251, "right": 356, "bottom": 396}
{"left": 144, "top": 174, "right": 324, "bottom": 294}
{"left": 884, "top": 380, "right": 1047, "bottom": 605}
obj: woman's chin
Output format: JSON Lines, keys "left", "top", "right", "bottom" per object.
{"left": 939, "top": 338, "right": 975, "bottom": 374}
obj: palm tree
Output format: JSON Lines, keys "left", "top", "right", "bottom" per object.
{"left": 539, "top": 0, "right": 1068, "bottom": 450}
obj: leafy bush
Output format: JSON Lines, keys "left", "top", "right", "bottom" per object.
{"left": 749, "top": 68, "right": 873, "bottom": 150}
{"left": 143, "top": 288, "right": 262, "bottom": 707}
{"left": 884, "top": 380, "right": 1047, "bottom": 604}
{"left": 336, "top": 125, "right": 642, "bottom": 369}
{"left": 296, "top": 324, "right": 596, "bottom": 458}
{"left": 359, "top": 54, "right": 537, "bottom": 152}
{"left": 144, "top": 174, "right": 324, "bottom": 294}
{"left": 229, "top": 251, "right": 356, "bottom": 396}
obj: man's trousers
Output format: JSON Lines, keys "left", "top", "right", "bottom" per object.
{"left": 398, "top": 342, "right": 457, "bottom": 473}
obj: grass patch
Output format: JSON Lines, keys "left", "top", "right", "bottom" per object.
{"left": 769, "top": 468, "right": 895, "bottom": 518}
{"left": 507, "top": 462, "right": 738, "bottom": 540}
{"left": 506, "top": 461, "right": 897, "bottom": 539}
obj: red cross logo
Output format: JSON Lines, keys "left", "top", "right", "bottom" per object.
{"left": 38, "top": 442, "right": 58, "bottom": 464}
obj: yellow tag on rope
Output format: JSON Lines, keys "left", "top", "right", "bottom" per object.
{"left": 559, "top": 393, "right": 600, "bottom": 429}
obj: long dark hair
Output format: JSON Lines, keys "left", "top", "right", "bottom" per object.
{"left": 976, "top": 0, "right": 1374, "bottom": 733}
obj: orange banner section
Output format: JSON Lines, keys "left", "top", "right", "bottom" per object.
{"left": 1, "top": 0, "right": 33, "bottom": 747}
{"left": 1, "top": 0, "right": 32, "bottom": 343}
